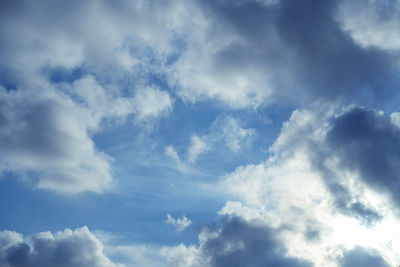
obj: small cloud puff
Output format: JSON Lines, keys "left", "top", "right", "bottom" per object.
{"left": 165, "top": 214, "right": 192, "bottom": 232}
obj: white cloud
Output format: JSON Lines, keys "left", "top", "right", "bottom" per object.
{"left": 165, "top": 214, "right": 192, "bottom": 232}
{"left": 133, "top": 87, "right": 173, "bottom": 121}
{"left": 0, "top": 85, "right": 115, "bottom": 193}
{"left": 104, "top": 244, "right": 168, "bottom": 267}
{"left": 337, "top": 0, "right": 400, "bottom": 51}
{"left": 218, "top": 105, "right": 400, "bottom": 266}
{"left": 0, "top": 0, "right": 183, "bottom": 193}
{"left": 166, "top": 116, "right": 254, "bottom": 169}
{"left": 211, "top": 116, "right": 255, "bottom": 152}
{"left": 165, "top": 146, "right": 181, "bottom": 165}
{"left": 390, "top": 112, "right": 400, "bottom": 127}
{"left": 162, "top": 244, "right": 205, "bottom": 267}
{"left": 162, "top": 105, "right": 400, "bottom": 267}
{"left": 0, "top": 227, "right": 123, "bottom": 267}
{"left": 187, "top": 135, "right": 209, "bottom": 164}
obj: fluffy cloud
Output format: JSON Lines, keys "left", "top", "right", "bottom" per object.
{"left": 337, "top": 0, "right": 400, "bottom": 51}
{"left": 1, "top": 0, "right": 399, "bottom": 111}
{"left": 217, "top": 104, "right": 400, "bottom": 266}
{"left": 132, "top": 87, "right": 172, "bottom": 121}
{"left": 165, "top": 217, "right": 312, "bottom": 267}
{"left": 0, "top": 84, "right": 114, "bottom": 193}
{"left": 167, "top": 0, "right": 398, "bottom": 108}
{"left": 0, "top": 0, "right": 176, "bottom": 193}
{"left": 0, "top": 227, "right": 122, "bottom": 267}
{"left": 165, "top": 214, "right": 192, "bottom": 232}
{"left": 163, "top": 104, "right": 400, "bottom": 266}
{"left": 340, "top": 247, "right": 390, "bottom": 267}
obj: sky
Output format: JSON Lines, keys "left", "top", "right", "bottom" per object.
{"left": 0, "top": 0, "right": 400, "bottom": 266}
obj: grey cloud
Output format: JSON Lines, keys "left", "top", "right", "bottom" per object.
{"left": 325, "top": 107, "right": 400, "bottom": 206}
{"left": 170, "top": 0, "right": 398, "bottom": 107}
{"left": 0, "top": 85, "right": 114, "bottom": 193}
{"left": 202, "top": 217, "right": 312, "bottom": 267}
{"left": 275, "top": 0, "right": 393, "bottom": 99}
{"left": 340, "top": 247, "right": 389, "bottom": 267}
{"left": 314, "top": 166, "right": 382, "bottom": 225}
{"left": 0, "top": 227, "right": 122, "bottom": 267}
{"left": 1, "top": 0, "right": 398, "bottom": 109}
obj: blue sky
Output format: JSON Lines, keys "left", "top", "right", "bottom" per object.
{"left": 1, "top": 0, "right": 400, "bottom": 266}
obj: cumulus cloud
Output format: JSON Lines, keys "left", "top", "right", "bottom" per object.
{"left": 165, "top": 216, "right": 312, "bottom": 267}
{"left": 218, "top": 104, "right": 400, "bottom": 266}
{"left": 340, "top": 247, "right": 390, "bottom": 267}
{"left": 0, "top": 84, "right": 114, "bottom": 193}
{"left": 165, "top": 214, "right": 192, "bottom": 232}
{"left": 337, "top": 0, "right": 400, "bottom": 51}
{"left": 323, "top": 107, "right": 400, "bottom": 207}
{"left": 167, "top": 0, "right": 398, "bottom": 108}
{"left": 0, "top": 227, "right": 122, "bottom": 267}
{"left": 0, "top": 0, "right": 178, "bottom": 193}
{"left": 1, "top": 0, "right": 399, "bottom": 111}
{"left": 162, "top": 104, "right": 400, "bottom": 266}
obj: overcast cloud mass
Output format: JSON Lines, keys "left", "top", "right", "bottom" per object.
{"left": 1, "top": 0, "right": 400, "bottom": 266}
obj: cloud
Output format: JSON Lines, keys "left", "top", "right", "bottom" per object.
{"left": 165, "top": 214, "right": 192, "bottom": 232}
{"left": 219, "top": 104, "right": 400, "bottom": 266}
{"left": 337, "top": 0, "right": 400, "bottom": 51}
{"left": 166, "top": 116, "right": 255, "bottom": 169}
{"left": 133, "top": 87, "right": 172, "bottom": 121}
{"left": 166, "top": 0, "right": 399, "bottom": 108}
{"left": 187, "top": 135, "right": 209, "bottom": 163}
{"left": 0, "top": 0, "right": 179, "bottom": 193}
{"left": 0, "top": 0, "right": 178, "bottom": 80}
{"left": 104, "top": 244, "right": 168, "bottom": 267}
{"left": 165, "top": 216, "right": 312, "bottom": 267}
{"left": 323, "top": 107, "right": 400, "bottom": 206}
{"left": 0, "top": 227, "right": 123, "bottom": 267}
{"left": 0, "top": 84, "right": 114, "bottom": 193}
{"left": 1, "top": 0, "right": 399, "bottom": 111}
{"left": 210, "top": 116, "right": 255, "bottom": 152}
{"left": 165, "top": 146, "right": 182, "bottom": 165}
{"left": 340, "top": 247, "right": 390, "bottom": 267}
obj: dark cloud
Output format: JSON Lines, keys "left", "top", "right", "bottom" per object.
{"left": 276, "top": 0, "right": 393, "bottom": 99}
{"left": 340, "top": 247, "right": 389, "bottom": 267}
{"left": 326, "top": 107, "right": 400, "bottom": 206}
{"left": 202, "top": 217, "right": 312, "bottom": 267}
{"left": 0, "top": 227, "right": 120, "bottom": 267}
{"left": 313, "top": 167, "right": 382, "bottom": 225}
{"left": 191, "top": 0, "right": 397, "bottom": 105}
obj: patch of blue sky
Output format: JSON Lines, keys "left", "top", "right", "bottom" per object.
{"left": 0, "top": 171, "right": 219, "bottom": 246}
{"left": 87, "top": 94, "right": 294, "bottom": 246}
